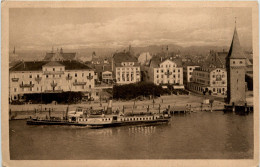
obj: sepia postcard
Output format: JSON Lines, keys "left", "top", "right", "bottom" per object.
{"left": 1, "top": 1, "right": 259, "bottom": 167}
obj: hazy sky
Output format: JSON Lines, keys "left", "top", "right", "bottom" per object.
{"left": 10, "top": 8, "right": 252, "bottom": 51}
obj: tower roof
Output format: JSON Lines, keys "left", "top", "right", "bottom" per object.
{"left": 227, "top": 27, "right": 246, "bottom": 59}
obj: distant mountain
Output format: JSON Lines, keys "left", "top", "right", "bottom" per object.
{"left": 10, "top": 44, "right": 252, "bottom": 62}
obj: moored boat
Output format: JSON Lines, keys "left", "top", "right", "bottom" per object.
{"left": 26, "top": 107, "right": 171, "bottom": 128}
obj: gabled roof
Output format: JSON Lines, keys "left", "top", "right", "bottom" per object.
{"left": 228, "top": 27, "right": 246, "bottom": 59}
{"left": 44, "top": 52, "right": 76, "bottom": 61}
{"left": 113, "top": 51, "right": 138, "bottom": 63}
{"left": 43, "top": 61, "right": 64, "bottom": 67}
{"left": 149, "top": 56, "right": 182, "bottom": 68}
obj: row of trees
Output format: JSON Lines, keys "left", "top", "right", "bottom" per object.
{"left": 113, "top": 82, "right": 167, "bottom": 100}
{"left": 20, "top": 92, "right": 83, "bottom": 104}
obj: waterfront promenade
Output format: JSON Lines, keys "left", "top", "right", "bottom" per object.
{"left": 9, "top": 91, "right": 253, "bottom": 120}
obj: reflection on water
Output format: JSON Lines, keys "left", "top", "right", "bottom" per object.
{"left": 128, "top": 125, "right": 157, "bottom": 136}
{"left": 9, "top": 112, "right": 253, "bottom": 160}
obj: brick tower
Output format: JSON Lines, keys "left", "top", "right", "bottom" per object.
{"left": 226, "top": 26, "right": 247, "bottom": 105}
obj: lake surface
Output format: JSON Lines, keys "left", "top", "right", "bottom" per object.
{"left": 9, "top": 111, "right": 253, "bottom": 159}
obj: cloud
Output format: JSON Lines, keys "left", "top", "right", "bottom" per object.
{"left": 10, "top": 9, "right": 252, "bottom": 51}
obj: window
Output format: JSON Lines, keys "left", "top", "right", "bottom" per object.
{"left": 59, "top": 75, "right": 61, "bottom": 78}
{"left": 233, "top": 61, "right": 235, "bottom": 64}
{"left": 89, "top": 85, "right": 91, "bottom": 88}
{"left": 29, "top": 74, "right": 32, "bottom": 78}
{"left": 190, "top": 68, "right": 192, "bottom": 70}
{"left": 82, "top": 73, "right": 84, "bottom": 77}
{"left": 157, "top": 75, "right": 159, "bottom": 78}
{"left": 14, "top": 88, "right": 17, "bottom": 92}
{"left": 161, "top": 70, "right": 163, "bottom": 73}
{"left": 53, "top": 68, "right": 55, "bottom": 71}
{"left": 157, "top": 70, "right": 159, "bottom": 73}
{"left": 75, "top": 73, "right": 77, "bottom": 77}
{"left": 240, "top": 61, "right": 243, "bottom": 64}
{"left": 161, "top": 75, "right": 163, "bottom": 78}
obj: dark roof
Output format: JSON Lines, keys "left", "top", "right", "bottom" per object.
{"left": 205, "top": 51, "right": 228, "bottom": 68}
{"left": 59, "top": 61, "right": 92, "bottom": 70}
{"left": 92, "top": 65, "right": 112, "bottom": 73}
{"left": 228, "top": 27, "right": 246, "bottom": 59}
{"left": 113, "top": 51, "right": 138, "bottom": 63}
{"left": 10, "top": 61, "right": 47, "bottom": 71}
{"left": 43, "top": 61, "right": 64, "bottom": 67}
{"left": 10, "top": 61, "right": 92, "bottom": 72}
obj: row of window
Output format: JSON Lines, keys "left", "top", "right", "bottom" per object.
{"left": 156, "top": 69, "right": 181, "bottom": 73}
{"left": 121, "top": 62, "right": 135, "bottom": 66}
{"left": 117, "top": 67, "right": 139, "bottom": 71}
{"left": 12, "top": 72, "right": 94, "bottom": 79}
{"left": 212, "top": 81, "right": 225, "bottom": 85}
{"left": 44, "top": 67, "right": 64, "bottom": 72}
{"left": 160, "top": 64, "right": 176, "bottom": 68}
{"left": 156, "top": 74, "right": 180, "bottom": 78}
{"left": 232, "top": 61, "right": 243, "bottom": 64}
{"left": 13, "top": 84, "right": 92, "bottom": 92}
{"left": 156, "top": 80, "right": 181, "bottom": 84}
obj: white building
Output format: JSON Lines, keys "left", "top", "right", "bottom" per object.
{"left": 188, "top": 67, "right": 227, "bottom": 95}
{"left": 183, "top": 64, "right": 200, "bottom": 86}
{"left": 146, "top": 57, "right": 183, "bottom": 85}
{"left": 112, "top": 51, "right": 141, "bottom": 85}
{"left": 9, "top": 60, "right": 95, "bottom": 101}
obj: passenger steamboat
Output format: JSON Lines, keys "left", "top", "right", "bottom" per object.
{"left": 27, "top": 106, "right": 171, "bottom": 128}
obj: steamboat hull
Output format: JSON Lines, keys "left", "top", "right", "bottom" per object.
{"left": 26, "top": 118, "right": 170, "bottom": 128}
{"left": 88, "top": 119, "right": 170, "bottom": 128}
{"left": 26, "top": 120, "right": 87, "bottom": 126}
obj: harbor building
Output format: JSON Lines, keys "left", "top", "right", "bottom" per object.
{"left": 112, "top": 51, "right": 141, "bottom": 85}
{"left": 226, "top": 27, "right": 247, "bottom": 104}
{"left": 145, "top": 56, "right": 183, "bottom": 85}
{"left": 9, "top": 60, "right": 95, "bottom": 101}
{"left": 188, "top": 66, "right": 227, "bottom": 95}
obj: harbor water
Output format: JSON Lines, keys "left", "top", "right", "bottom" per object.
{"left": 9, "top": 111, "right": 253, "bottom": 159}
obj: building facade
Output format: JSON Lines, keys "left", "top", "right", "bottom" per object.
{"left": 9, "top": 61, "right": 95, "bottom": 101}
{"left": 112, "top": 51, "right": 141, "bottom": 85}
{"left": 188, "top": 67, "right": 227, "bottom": 95}
{"left": 146, "top": 57, "right": 183, "bottom": 85}
{"left": 183, "top": 65, "right": 200, "bottom": 86}
{"left": 226, "top": 27, "right": 247, "bottom": 104}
